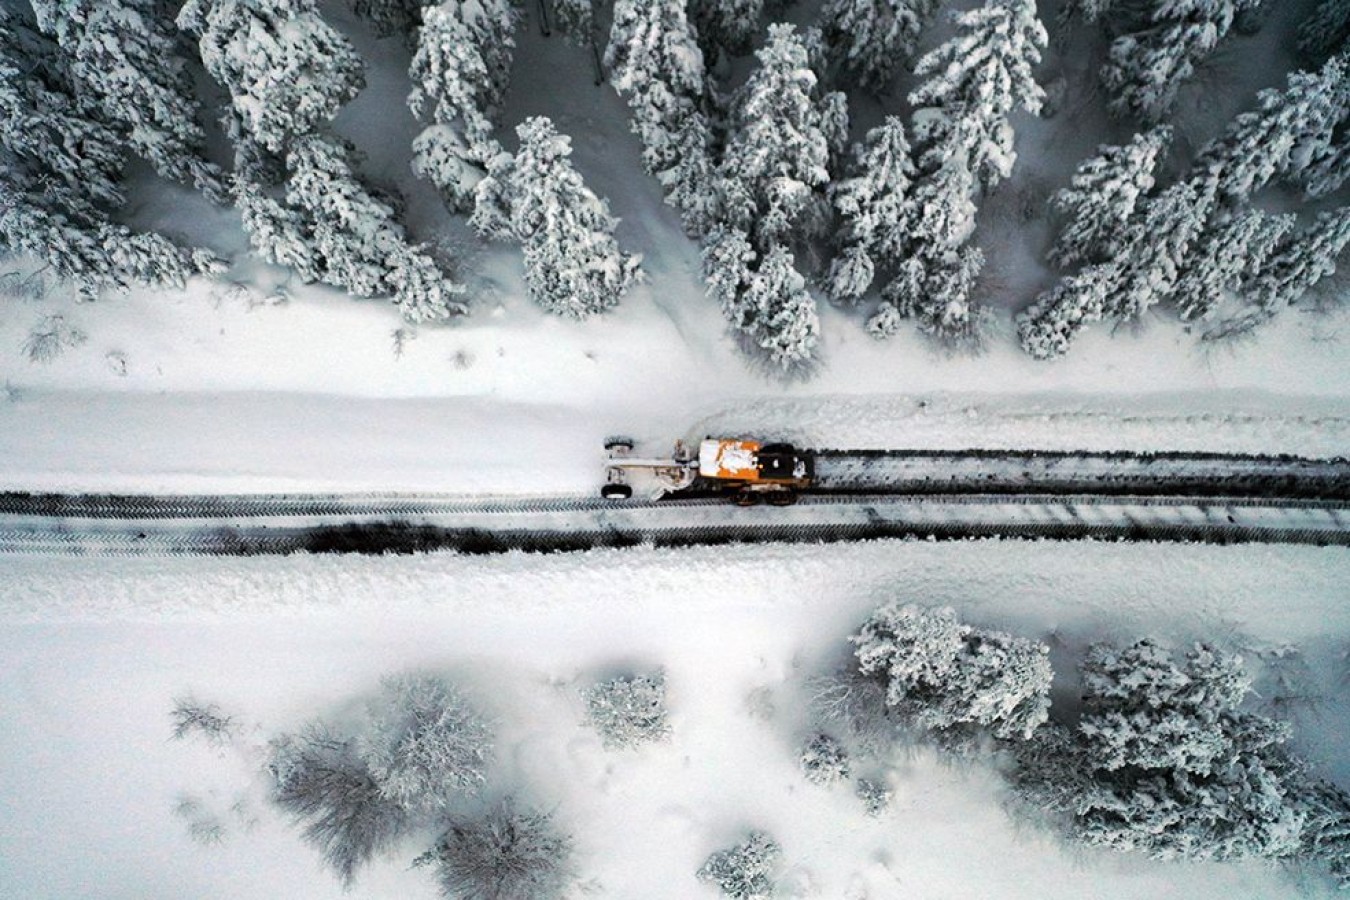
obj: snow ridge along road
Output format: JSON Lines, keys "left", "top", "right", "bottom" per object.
{"left": 0, "top": 449, "right": 1347, "bottom": 555}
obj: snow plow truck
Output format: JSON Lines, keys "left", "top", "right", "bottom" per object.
{"left": 602, "top": 437, "right": 813, "bottom": 504}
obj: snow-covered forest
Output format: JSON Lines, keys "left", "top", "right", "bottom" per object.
{"left": 2, "top": 0, "right": 1347, "bottom": 375}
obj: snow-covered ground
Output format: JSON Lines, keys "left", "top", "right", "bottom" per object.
{"left": 3, "top": 539, "right": 1349, "bottom": 899}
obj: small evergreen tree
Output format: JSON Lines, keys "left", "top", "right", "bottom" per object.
{"left": 870, "top": 246, "right": 986, "bottom": 345}
{"left": 1299, "top": 0, "right": 1350, "bottom": 61}
{"left": 730, "top": 242, "right": 822, "bottom": 369}
{"left": 1016, "top": 263, "right": 1120, "bottom": 359}
{"left": 407, "top": 1, "right": 520, "bottom": 212}
{"left": 816, "top": 0, "right": 942, "bottom": 93}
{"left": 179, "top": 0, "right": 366, "bottom": 154}
{"left": 689, "top": 0, "right": 764, "bottom": 63}
{"left": 1230, "top": 206, "right": 1350, "bottom": 332}
{"left": 852, "top": 601, "right": 1052, "bottom": 741}
{"left": 351, "top": 0, "right": 423, "bottom": 38}
{"left": 491, "top": 116, "right": 642, "bottom": 317}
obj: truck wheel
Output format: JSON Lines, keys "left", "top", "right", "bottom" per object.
{"left": 601, "top": 483, "right": 633, "bottom": 501}
{"left": 604, "top": 436, "right": 635, "bottom": 452}
{"left": 767, "top": 490, "right": 796, "bottom": 507}
{"left": 734, "top": 489, "right": 759, "bottom": 507}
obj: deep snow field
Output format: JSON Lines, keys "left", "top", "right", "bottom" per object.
{"left": 4, "top": 539, "right": 1350, "bottom": 899}
{"left": 2, "top": 0, "right": 1349, "bottom": 898}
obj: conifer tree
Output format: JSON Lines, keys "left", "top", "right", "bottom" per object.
{"left": 908, "top": 0, "right": 1047, "bottom": 190}
{"left": 656, "top": 111, "right": 723, "bottom": 237}
{"left": 1173, "top": 209, "right": 1295, "bottom": 322}
{"left": 816, "top": 0, "right": 942, "bottom": 93}
{"left": 826, "top": 116, "right": 915, "bottom": 304}
{"left": 1192, "top": 54, "right": 1349, "bottom": 205}
{"left": 179, "top": 0, "right": 366, "bottom": 154}
{"left": 1237, "top": 206, "right": 1350, "bottom": 329}
{"left": 407, "top": 1, "right": 520, "bottom": 212}
{"left": 29, "top": 0, "right": 229, "bottom": 203}
{"left": 487, "top": 117, "right": 642, "bottom": 318}
{"left": 1015, "top": 263, "right": 1120, "bottom": 359}
{"left": 1047, "top": 127, "right": 1170, "bottom": 268}
{"left": 1097, "top": 0, "right": 1262, "bottom": 123}
{"left": 723, "top": 23, "right": 843, "bottom": 247}
{"left": 1298, "top": 0, "right": 1350, "bottom": 62}
{"left": 733, "top": 243, "right": 821, "bottom": 368}
{"left": 689, "top": 0, "right": 763, "bottom": 63}
{"left": 0, "top": 12, "right": 125, "bottom": 206}
{"left": 350, "top": 0, "right": 423, "bottom": 39}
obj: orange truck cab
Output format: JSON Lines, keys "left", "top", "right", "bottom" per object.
{"left": 697, "top": 439, "right": 813, "bottom": 491}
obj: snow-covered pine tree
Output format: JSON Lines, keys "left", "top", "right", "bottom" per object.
{"left": 351, "top": 0, "right": 423, "bottom": 39}
{"left": 656, "top": 110, "right": 723, "bottom": 236}
{"left": 233, "top": 177, "right": 324, "bottom": 283}
{"left": 407, "top": 1, "right": 520, "bottom": 212}
{"left": 1173, "top": 208, "right": 1296, "bottom": 321}
{"left": 1015, "top": 263, "right": 1120, "bottom": 359}
{"left": 1098, "top": 0, "right": 1262, "bottom": 123}
{"left": 908, "top": 0, "right": 1047, "bottom": 190}
{"left": 736, "top": 242, "right": 821, "bottom": 368}
{"left": 702, "top": 226, "right": 758, "bottom": 315}
{"left": 697, "top": 832, "right": 782, "bottom": 900}
{"left": 0, "top": 11, "right": 125, "bottom": 206}
{"left": 1231, "top": 206, "right": 1350, "bottom": 331}
{"left": 1303, "top": 139, "right": 1350, "bottom": 198}
{"left": 1047, "top": 126, "right": 1170, "bottom": 269}
{"left": 1299, "top": 0, "right": 1350, "bottom": 62}
{"left": 1, "top": 169, "right": 222, "bottom": 300}
{"left": 283, "top": 136, "right": 468, "bottom": 321}
{"left": 1101, "top": 178, "right": 1213, "bottom": 322}
{"left": 816, "top": 0, "right": 942, "bottom": 93}
{"left": 493, "top": 116, "right": 641, "bottom": 317}
{"left": 605, "top": 0, "right": 710, "bottom": 175}
{"left": 723, "top": 23, "right": 843, "bottom": 246}
{"left": 851, "top": 601, "right": 1052, "bottom": 741}
{"left": 869, "top": 246, "right": 986, "bottom": 345}
{"left": 1021, "top": 177, "right": 1212, "bottom": 357}
{"left": 1192, "top": 54, "right": 1349, "bottom": 205}
{"left": 553, "top": 0, "right": 595, "bottom": 44}
{"left": 826, "top": 116, "right": 914, "bottom": 303}
{"left": 178, "top": 0, "right": 366, "bottom": 154}
{"left": 29, "top": 0, "right": 229, "bottom": 204}
{"left": 689, "top": 0, "right": 764, "bottom": 64}
{"left": 1073, "top": 640, "right": 1304, "bottom": 861}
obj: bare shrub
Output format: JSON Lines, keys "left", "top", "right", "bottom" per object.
{"left": 22, "top": 315, "right": 86, "bottom": 363}
{"left": 806, "top": 667, "right": 899, "bottom": 757}
{"left": 583, "top": 671, "right": 670, "bottom": 749}
{"left": 268, "top": 725, "right": 411, "bottom": 887}
{"left": 173, "top": 795, "right": 226, "bottom": 846}
{"left": 419, "top": 799, "right": 574, "bottom": 900}
{"left": 169, "top": 697, "right": 237, "bottom": 747}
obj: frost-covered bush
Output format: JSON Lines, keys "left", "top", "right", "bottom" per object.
{"left": 852, "top": 602, "right": 1052, "bottom": 741}
{"left": 697, "top": 831, "right": 781, "bottom": 900}
{"left": 419, "top": 800, "right": 574, "bottom": 900}
{"left": 1072, "top": 640, "right": 1304, "bottom": 862}
{"left": 855, "top": 777, "right": 892, "bottom": 816}
{"left": 584, "top": 671, "right": 671, "bottom": 749}
{"left": 799, "top": 733, "right": 850, "bottom": 786}
{"left": 170, "top": 696, "right": 236, "bottom": 747}
{"left": 268, "top": 725, "right": 411, "bottom": 886}
{"left": 360, "top": 674, "right": 492, "bottom": 815}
